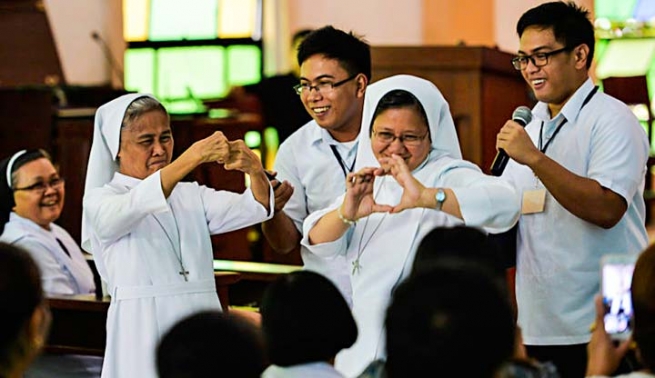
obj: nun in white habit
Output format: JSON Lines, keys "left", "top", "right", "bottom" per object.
{"left": 81, "top": 93, "right": 273, "bottom": 378}
{"left": 302, "top": 75, "right": 521, "bottom": 377}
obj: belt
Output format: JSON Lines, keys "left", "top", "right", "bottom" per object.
{"left": 111, "top": 279, "right": 216, "bottom": 301}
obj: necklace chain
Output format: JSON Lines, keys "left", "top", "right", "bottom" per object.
{"left": 352, "top": 176, "right": 387, "bottom": 275}
{"left": 153, "top": 209, "right": 189, "bottom": 281}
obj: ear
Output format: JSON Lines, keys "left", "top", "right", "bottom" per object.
{"left": 27, "top": 304, "right": 51, "bottom": 351}
{"left": 356, "top": 74, "right": 368, "bottom": 98}
{"left": 573, "top": 44, "right": 590, "bottom": 70}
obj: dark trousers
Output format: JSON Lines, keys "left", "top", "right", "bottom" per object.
{"left": 525, "top": 344, "right": 587, "bottom": 378}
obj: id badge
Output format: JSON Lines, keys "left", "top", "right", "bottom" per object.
{"left": 522, "top": 188, "right": 546, "bottom": 214}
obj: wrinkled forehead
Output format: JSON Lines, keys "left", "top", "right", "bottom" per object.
{"left": 121, "top": 109, "right": 170, "bottom": 134}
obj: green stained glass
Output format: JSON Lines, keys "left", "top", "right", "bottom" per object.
{"left": 226, "top": 45, "right": 261, "bottom": 86}
{"left": 124, "top": 48, "right": 155, "bottom": 95}
{"left": 157, "top": 46, "right": 226, "bottom": 100}
{"left": 595, "top": 0, "right": 638, "bottom": 21}
{"left": 244, "top": 130, "right": 261, "bottom": 148}
{"left": 596, "top": 39, "right": 655, "bottom": 79}
{"left": 150, "top": 0, "right": 218, "bottom": 41}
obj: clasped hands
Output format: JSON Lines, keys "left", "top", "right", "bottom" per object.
{"left": 192, "top": 131, "right": 264, "bottom": 175}
{"left": 340, "top": 154, "right": 431, "bottom": 222}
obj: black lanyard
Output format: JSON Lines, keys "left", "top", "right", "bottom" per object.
{"left": 538, "top": 85, "right": 599, "bottom": 154}
{"left": 330, "top": 144, "right": 356, "bottom": 178}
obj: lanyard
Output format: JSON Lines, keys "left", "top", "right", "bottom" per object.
{"left": 538, "top": 85, "right": 599, "bottom": 154}
{"left": 330, "top": 144, "right": 356, "bottom": 178}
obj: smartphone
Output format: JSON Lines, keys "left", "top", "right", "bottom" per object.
{"left": 601, "top": 254, "right": 637, "bottom": 340}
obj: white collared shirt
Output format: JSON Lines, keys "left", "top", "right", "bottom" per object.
{"left": 502, "top": 78, "right": 649, "bottom": 345}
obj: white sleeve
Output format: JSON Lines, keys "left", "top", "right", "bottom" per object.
{"left": 440, "top": 161, "right": 521, "bottom": 233}
{"left": 300, "top": 194, "right": 349, "bottom": 259}
{"left": 83, "top": 171, "right": 169, "bottom": 245}
{"left": 274, "top": 141, "right": 307, "bottom": 232}
{"left": 200, "top": 185, "right": 273, "bottom": 234}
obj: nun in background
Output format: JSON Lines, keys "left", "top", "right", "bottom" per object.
{"left": 0, "top": 149, "right": 102, "bottom": 377}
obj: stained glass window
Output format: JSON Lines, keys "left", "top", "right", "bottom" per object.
{"left": 123, "top": 0, "right": 263, "bottom": 114}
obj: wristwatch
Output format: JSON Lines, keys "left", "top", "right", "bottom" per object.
{"left": 435, "top": 189, "right": 446, "bottom": 211}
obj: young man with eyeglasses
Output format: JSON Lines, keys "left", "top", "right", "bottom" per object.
{"left": 261, "top": 26, "right": 370, "bottom": 302}
{"left": 495, "top": 3, "right": 649, "bottom": 377}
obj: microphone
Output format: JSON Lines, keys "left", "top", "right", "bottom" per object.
{"left": 91, "top": 31, "right": 124, "bottom": 87}
{"left": 490, "top": 106, "right": 532, "bottom": 176}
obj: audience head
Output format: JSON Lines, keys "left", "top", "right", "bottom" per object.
{"left": 260, "top": 270, "right": 357, "bottom": 366}
{"left": 630, "top": 244, "right": 655, "bottom": 371}
{"left": 0, "top": 149, "right": 63, "bottom": 233}
{"left": 413, "top": 226, "right": 506, "bottom": 284}
{"left": 157, "top": 310, "right": 265, "bottom": 378}
{"left": 0, "top": 242, "right": 49, "bottom": 377}
{"left": 385, "top": 265, "right": 515, "bottom": 378}
{"left": 517, "top": 1, "right": 594, "bottom": 70}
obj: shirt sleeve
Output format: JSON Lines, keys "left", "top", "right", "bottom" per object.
{"left": 439, "top": 160, "right": 521, "bottom": 233}
{"left": 274, "top": 140, "right": 307, "bottom": 232}
{"left": 83, "top": 171, "right": 169, "bottom": 245}
{"left": 586, "top": 102, "right": 649, "bottom": 205}
{"left": 200, "top": 185, "right": 273, "bottom": 234}
{"left": 300, "top": 194, "right": 349, "bottom": 259}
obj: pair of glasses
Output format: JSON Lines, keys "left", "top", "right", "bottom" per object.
{"left": 511, "top": 47, "right": 571, "bottom": 70}
{"left": 13, "top": 177, "right": 65, "bottom": 194}
{"left": 372, "top": 130, "right": 428, "bottom": 147}
{"left": 293, "top": 75, "right": 357, "bottom": 96}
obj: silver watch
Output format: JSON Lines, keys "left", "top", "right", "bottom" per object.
{"left": 435, "top": 189, "right": 446, "bottom": 211}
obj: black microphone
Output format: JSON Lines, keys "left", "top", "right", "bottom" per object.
{"left": 490, "top": 106, "right": 532, "bottom": 176}
{"left": 91, "top": 31, "right": 124, "bottom": 88}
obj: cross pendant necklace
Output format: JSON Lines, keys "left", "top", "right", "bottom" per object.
{"left": 154, "top": 210, "right": 189, "bottom": 281}
{"left": 352, "top": 176, "right": 387, "bottom": 276}
{"left": 179, "top": 265, "right": 190, "bottom": 281}
{"left": 352, "top": 259, "right": 362, "bottom": 275}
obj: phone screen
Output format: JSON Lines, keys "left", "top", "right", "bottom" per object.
{"left": 602, "top": 260, "right": 635, "bottom": 339}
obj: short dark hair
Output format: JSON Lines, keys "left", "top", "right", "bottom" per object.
{"left": 297, "top": 25, "right": 371, "bottom": 81}
{"left": 517, "top": 1, "right": 594, "bottom": 69}
{"left": 0, "top": 242, "right": 44, "bottom": 375}
{"left": 157, "top": 311, "right": 265, "bottom": 378}
{"left": 292, "top": 29, "right": 313, "bottom": 45}
{"left": 260, "top": 271, "right": 357, "bottom": 366}
{"left": 413, "top": 226, "right": 506, "bottom": 283}
{"left": 385, "top": 266, "right": 515, "bottom": 378}
{"left": 369, "top": 89, "right": 430, "bottom": 138}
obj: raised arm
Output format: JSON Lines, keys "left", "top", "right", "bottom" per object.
{"left": 261, "top": 178, "right": 300, "bottom": 254}
{"left": 159, "top": 131, "right": 231, "bottom": 198}
{"left": 308, "top": 167, "right": 392, "bottom": 245}
{"left": 222, "top": 139, "right": 271, "bottom": 213}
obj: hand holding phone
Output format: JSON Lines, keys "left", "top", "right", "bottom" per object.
{"left": 601, "top": 254, "right": 637, "bottom": 340}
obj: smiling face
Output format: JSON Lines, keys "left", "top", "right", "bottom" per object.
{"left": 117, "top": 110, "right": 173, "bottom": 179}
{"left": 12, "top": 158, "right": 64, "bottom": 229}
{"left": 371, "top": 106, "right": 431, "bottom": 172}
{"left": 519, "top": 26, "right": 589, "bottom": 117}
{"left": 299, "top": 54, "right": 367, "bottom": 142}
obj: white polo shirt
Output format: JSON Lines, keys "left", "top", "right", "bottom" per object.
{"left": 502, "top": 78, "right": 649, "bottom": 345}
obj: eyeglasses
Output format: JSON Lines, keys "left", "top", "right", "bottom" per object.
{"left": 293, "top": 75, "right": 357, "bottom": 96}
{"left": 511, "top": 47, "right": 571, "bottom": 71}
{"left": 372, "top": 130, "right": 428, "bottom": 147}
{"left": 13, "top": 177, "right": 65, "bottom": 194}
